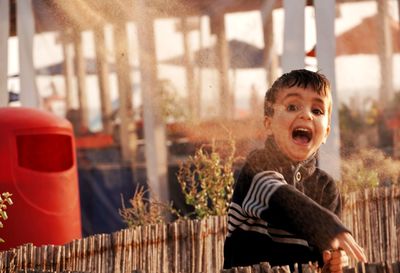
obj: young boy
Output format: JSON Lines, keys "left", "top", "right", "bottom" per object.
{"left": 223, "top": 69, "right": 366, "bottom": 272}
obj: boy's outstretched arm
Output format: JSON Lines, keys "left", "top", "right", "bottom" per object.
{"left": 259, "top": 184, "right": 366, "bottom": 260}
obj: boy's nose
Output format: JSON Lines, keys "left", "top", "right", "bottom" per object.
{"left": 299, "top": 109, "right": 313, "bottom": 120}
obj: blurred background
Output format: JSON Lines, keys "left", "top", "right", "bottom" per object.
{"left": 1, "top": 0, "right": 400, "bottom": 237}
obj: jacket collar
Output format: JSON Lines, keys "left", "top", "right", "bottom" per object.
{"left": 246, "top": 137, "right": 317, "bottom": 188}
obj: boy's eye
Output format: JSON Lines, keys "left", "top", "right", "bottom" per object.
{"left": 312, "top": 108, "right": 324, "bottom": 115}
{"left": 287, "top": 104, "right": 298, "bottom": 112}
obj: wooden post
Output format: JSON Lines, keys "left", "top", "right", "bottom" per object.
{"left": 377, "top": 0, "right": 394, "bottom": 108}
{"left": 314, "top": 0, "right": 342, "bottom": 181}
{"left": 212, "top": 13, "right": 231, "bottom": 119}
{"left": 281, "top": 0, "right": 305, "bottom": 72}
{"left": 61, "top": 31, "right": 75, "bottom": 113}
{"left": 73, "top": 31, "right": 89, "bottom": 132}
{"left": 181, "top": 17, "right": 198, "bottom": 120}
{"left": 135, "top": 0, "right": 169, "bottom": 204}
{"left": 17, "top": 0, "right": 39, "bottom": 107}
{"left": 197, "top": 16, "right": 204, "bottom": 119}
{"left": 0, "top": 0, "right": 9, "bottom": 106}
{"left": 113, "top": 21, "right": 136, "bottom": 162}
{"left": 260, "top": 0, "right": 278, "bottom": 86}
{"left": 94, "top": 26, "right": 113, "bottom": 135}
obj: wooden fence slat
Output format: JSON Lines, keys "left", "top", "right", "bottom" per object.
{"left": 179, "top": 221, "right": 185, "bottom": 273}
{"left": 162, "top": 223, "right": 168, "bottom": 273}
{"left": 134, "top": 227, "right": 139, "bottom": 271}
{"left": 259, "top": 261, "right": 272, "bottom": 273}
{"left": 0, "top": 186, "right": 399, "bottom": 273}
{"left": 122, "top": 229, "right": 127, "bottom": 273}
{"left": 343, "top": 187, "right": 400, "bottom": 263}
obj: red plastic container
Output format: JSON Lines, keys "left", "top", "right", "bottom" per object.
{"left": 0, "top": 107, "right": 82, "bottom": 250}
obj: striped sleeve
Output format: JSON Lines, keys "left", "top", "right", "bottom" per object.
{"left": 242, "top": 171, "right": 287, "bottom": 218}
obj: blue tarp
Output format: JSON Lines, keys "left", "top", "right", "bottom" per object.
{"left": 77, "top": 146, "right": 191, "bottom": 237}
{"left": 78, "top": 146, "right": 138, "bottom": 236}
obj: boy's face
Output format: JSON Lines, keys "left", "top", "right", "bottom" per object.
{"left": 264, "top": 86, "right": 331, "bottom": 162}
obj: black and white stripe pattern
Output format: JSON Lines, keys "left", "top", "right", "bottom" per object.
{"left": 267, "top": 227, "right": 309, "bottom": 246}
{"left": 242, "top": 171, "right": 286, "bottom": 218}
{"left": 227, "top": 202, "right": 269, "bottom": 236}
{"left": 227, "top": 171, "right": 309, "bottom": 246}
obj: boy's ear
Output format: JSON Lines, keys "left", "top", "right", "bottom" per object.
{"left": 264, "top": 116, "right": 273, "bottom": 136}
{"left": 322, "top": 125, "right": 331, "bottom": 144}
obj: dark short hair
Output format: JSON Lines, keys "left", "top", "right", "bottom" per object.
{"left": 264, "top": 69, "right": 331, "bottom": 117}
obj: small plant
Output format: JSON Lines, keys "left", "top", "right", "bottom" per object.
{"left": 177, "top": 136, "right": 238, "bottom": 219}
{"left": 120, "top": 130, "right": 240, "bottom": 225}
{"left": 119, "top": 187, "right": 181, "bottom": 227}
{"left": 0, "top": 192, "right": 13, "bottom": 243}
{"left": 159, "top": 79, "right": 188, "bottom": 123}
{"left": 340, "top": 148, "right": 400, "bottom": 193}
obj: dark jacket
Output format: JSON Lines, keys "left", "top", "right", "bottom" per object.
{"left": 223, "top": 137, "right": 349, "bottom": 269}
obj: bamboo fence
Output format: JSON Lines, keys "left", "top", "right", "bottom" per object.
{"left": 0, "top": 186, "right": 399, "bottom": 273}
{"left": 16, "top": 271, "right": 90, "bottom": 273}
{"left": 222, "top": 261, "right": 400, "bottom": 273}
{"left": 342, "top": 187, "right": 400, "bottom": 263}
{"left": 0, "top": 216, "right": 226, "bottom": 273}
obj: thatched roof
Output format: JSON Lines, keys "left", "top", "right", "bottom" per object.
{"left": 9, "top": 0, "right": 367, "bottom": 35}
{"left": 336, "top": 14, "right": 400, "bottom": 55}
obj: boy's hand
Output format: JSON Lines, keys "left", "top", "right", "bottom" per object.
{"left": 322, "top": 249, "right": 349, "bottom": 273}
{"left": 331, "top": 232, "right": 367, "bottom": 263}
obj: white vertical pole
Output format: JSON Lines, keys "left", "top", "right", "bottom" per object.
{"left": 260, "top": 0, "right": 278, "bottom": 85}
{"left": 282, "top": 0, "right": 305, "bottom": 72}
{"left": 74, "top": 32, "right": 89, "bottom": 131}
{"left": 181, "top": 17, "right": 198, "bottom": 120}
{"left": 213, "top": 14, "right": 231, "bottom": 118}
{"left": 136, "top": 0, "right": 169, "bottom": 204}
{"left": 113, "top": 22, "right": 133, "bottom": 162}
{"left": 0, "top": 0, "right": 9, "bottom": 106}
{"left": 62, "top": 38, "right": 75, "bottom": 112}
{"left": 94, "top": 26, "right": 113, "bottom": 134}
{"left": 314, "top": 0, "right": 341, "bottom": 181}
{"left": 377, "top": 0, "right": 394, "bottom": 108}
{"left": 17, "top": 0, "right": 39, "bottom": 107}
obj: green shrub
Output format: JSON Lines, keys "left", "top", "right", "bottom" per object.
{"left": 176, "top": 137, "right": 238, "bottom": 219}
{"left": 120, "top": 132, "right": 239, "bottom": 224}
{"left": 340, "top": 148, "right": 400, "bottom": 193}
{"left": 119, "top": 187, "right": 181, "bottom": 227}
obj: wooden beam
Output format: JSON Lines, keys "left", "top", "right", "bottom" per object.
{"left": 281, "top": 0, "right": 305, "bottom": 72}
{"left": 94, "top": 26, "right": 113, "bottom": 135}
{"left": 7, "top": 0, "right": 377, "bottom": 36}
{"left": 377, "top": 0, "right": 394, "bottom": 108}
{"left": 181, "top": 17, "right": 198, "bottom": 120}
{"left": 260, "top": 0, "right": 278, "bottom": 86}
{"left": 136, "top": 0, "right": 169, "bottom": 204}
{"left": 73, "top": 31, "right": 89, "bottom": 132}
{"left": 196, "top": 16, "right": 204, "bottom": 118}
{"left": 0, "top": 0, "right": 9, "bottom": 106}
{"left": 315, "top": 0, "right": 341, "bottom": 181}
{"left": 61, "top": 32, "right": 75, "bottom": 113}
{"left": 17, "top": 0, "right": 39, "bottom": 107}
{"left": 213, "top": 14, "right": 231, "bottom": 118}
{"left": 113, "top": 21, "right": 135, "bottom": 162}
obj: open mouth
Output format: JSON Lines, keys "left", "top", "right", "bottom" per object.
{"left": 292, "top": 127, "right": 312, "bottom": 144}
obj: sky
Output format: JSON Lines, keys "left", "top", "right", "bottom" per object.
{"left": 6, "top": 0, "right": 400, "bottom": 130}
